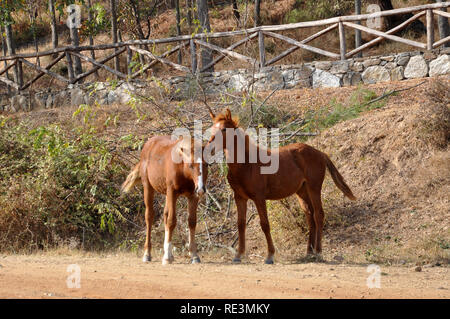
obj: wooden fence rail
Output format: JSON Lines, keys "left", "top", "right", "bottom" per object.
{"left": 0, "top": 2, "right": 449, "bottom": 92}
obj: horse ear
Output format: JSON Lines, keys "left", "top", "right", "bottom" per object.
{"left": 177, "top": 145, "right": 191, "bottom": 163}
{"left": 175, "top": 137, "right": 192, "bottom": 163}
{"left": 209, "top": 111, "right": 215, "bottom": 120}
{"left": 225, "top": 108, "right": 232, "bottom": 120}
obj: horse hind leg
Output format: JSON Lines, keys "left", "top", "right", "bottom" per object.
{"left": 295, "top": 184, "right": 316, "bottom": 256}
{"left": 305, "top": 184, "right": 325, "bottom": 256}
{"left": 187, "top": 195, "right": 201, "bottom": 264}
{"left": 254, "top": 198, "right": 276, "bottom": 264}
{"left": 142, "top": 181, "right": 155, "bottom": 263}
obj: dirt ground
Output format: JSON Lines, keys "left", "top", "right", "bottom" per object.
{"left": 0, "top": 253, "right": 448, "bottom": 299}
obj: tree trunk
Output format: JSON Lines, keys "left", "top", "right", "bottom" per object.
{"left": 377, "top": 0, "right": 425, "bottom": 37}
{"left": 110, "top": 0, "right": 120, "bottom": 73}
{"left": 186, "top": 0, "right": 193, "bottom": 31}
{"left": 32, "top": 23, "right": 40, "bottom": 67}
{"left": 128, "top": 0, "right": 153, "bottom": 68}
{"left": 232, "top": 0, "right": 240, "bottom": 26}
{"left": 49, "top": 0, "right": 58, "bottom": 50}
{"left": 4, "top": 23, "right": 21, "bottom": 91}
{"left": 67, "top": 5, "right": 83, "bottom": 77}
{"left": 129, "top": 0, "right": 151, "bottom": 40}
{"left": 436, "top": 0, "right": 450, "bottom": 48}
{"left": 1, "top": 29, "right": 11, "bottom": 94}
{"left": 69, "top": 26, "right": 83, "bottom": 77}
{"left": 254, "top": 0, "right": 261, "bottom": 27}
{"left": 175, "top": 0, "right": 182, "bottom": 64}
{"left": 87, "top": 0, "right": 99, "bottom": 78}
{"left": 30, "top": 7, "right": 40, "bottom": 67}
{"left": 196, "top": 0, "right": 213, "bottom": 73}
{"left": 354, "top": 0, "right": 362, "bottom": 57}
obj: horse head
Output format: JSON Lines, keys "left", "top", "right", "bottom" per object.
{"left": 174, "top": 137, "right": 208, "bottom": 196}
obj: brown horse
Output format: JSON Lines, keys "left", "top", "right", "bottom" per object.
{"left": 122, "top": 135, "right": 208, "bottom": 265}
{"left": 206, "top": 109, "right": 356, "bottom": 264}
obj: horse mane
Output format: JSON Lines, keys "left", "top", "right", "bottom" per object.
{"left": 214, "top": 110, "right": 240, "bottom": 128}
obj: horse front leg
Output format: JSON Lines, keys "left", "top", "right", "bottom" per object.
{"left": 187, "top": 195, "right": 200, "bottom": 264}
{"left": 162, "top": 188, "right": 177, "bottom": 265}
{"left": 233, "top": 194, "right": 248, "bottom": 263}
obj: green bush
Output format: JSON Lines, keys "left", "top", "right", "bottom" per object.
{"left": 0, "top": 107, "right": 145, "bottom": 252}
{"left": 302, "top": 86, "right": 386, "bottom": 134}
{"left": 285, "top": 0, "right": 354, "bottom": 23}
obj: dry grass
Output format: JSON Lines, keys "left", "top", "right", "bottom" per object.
{"left": 1, "top": 1, "right": 449, "bottom": 264}
{"left": 241, "top": 77, "right": 449, "bottom": 265}
{"left": 1, "top": 75, "right": 448, "bottom": 264}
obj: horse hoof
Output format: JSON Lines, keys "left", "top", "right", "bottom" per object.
{"left": 191, "top": 257, "right": 201, "bottom": 264}
{"left": 264, "top": 258, "right": 274, "bottom": 265}
{"left": 142, "top": 254, "right": 151, "bottom": 263}
{"left": 232, "top": 257, "right": 241, "bottom": 264}
{"left": 162, "top": 258, "right": 173, "bottom": 265}
{"left": 305, "top": 253, "right": 322, "bottom": 262}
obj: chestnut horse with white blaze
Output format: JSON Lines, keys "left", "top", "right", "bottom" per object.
{"left": 122, "top": 136, "right": 208, "bottom": 265}
{"left": 206, "top": 109, "right": 356, "bottom": 264}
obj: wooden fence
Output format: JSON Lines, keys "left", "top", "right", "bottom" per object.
{"left": 0, "top": 2, "right": 449, "bottom": 92}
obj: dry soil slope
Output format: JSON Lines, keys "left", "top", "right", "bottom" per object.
{"left": 246, "top": 77, "right": 450, "bottom": 265}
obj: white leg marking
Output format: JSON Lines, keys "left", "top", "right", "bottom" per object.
{"left": 162, "top": 230, "right": 173, "bottom": 265}
{"left": 142, "top": 251, "right": 151, "bottom": 263}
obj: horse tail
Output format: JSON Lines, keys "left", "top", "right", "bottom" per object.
{"left": 324, "top": 155, "right": 356, "bottom": 201}
{"left": 121, "top": 163, "right": 141, "bottom": 193}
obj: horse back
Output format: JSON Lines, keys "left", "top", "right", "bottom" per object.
{"left": 140, "top": 136, "right": 195, "bottom": 195}
{"left": 258, "top": 143, "right": 327, "bottom": 199}
{"left": 140, "top": 136, "right": 177, "bottom": 193}
{"left": 290, "top": 143, "right": 327, "bottom": 182}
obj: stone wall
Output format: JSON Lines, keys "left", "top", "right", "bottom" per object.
{"left": 1, "top": 81, "right": 142, "bottom": 113}
{"left": 1, "top": 48, "right": 449, "bottom": 113}
{"left": 168, "top": 48, "right": 450, "bottom": 95}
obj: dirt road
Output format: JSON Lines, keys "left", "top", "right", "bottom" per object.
{"left": 0, "top": 253, "right": 448, "bottom": 299}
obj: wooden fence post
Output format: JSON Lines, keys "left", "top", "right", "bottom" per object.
{"left": 110, "top": 0, "right": 120, "bottom": 75}
{"left": 258, "top": 31, "right": 266, "bottom": 68}
{"left": 66, "top": 51, "right": 75, "bottom": 84}
{"left": 4, "top": 24, "right": 19, "bottom": 92}
{"left": 190, "top": 38, "right": 197, "bottom": 74}
{"left": 355, "top": 0, "right": 362, "bottom": 58}
{"left": 17, "top": 59, "right": 23, "bottom": 90}
{"left": 339, "top": 21, "right": 347, "bottom": 60}
{"left": 68, "top": 5, "right": 82, "bottom": 77}
{"left": 0, "top": 30, "right": 11, "bottom": 95}
{"left": 426, "top": 9, "right": 435, "bottom": 50}
{"left": 127, "top": 45, "right": 132, "bottom": 77}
